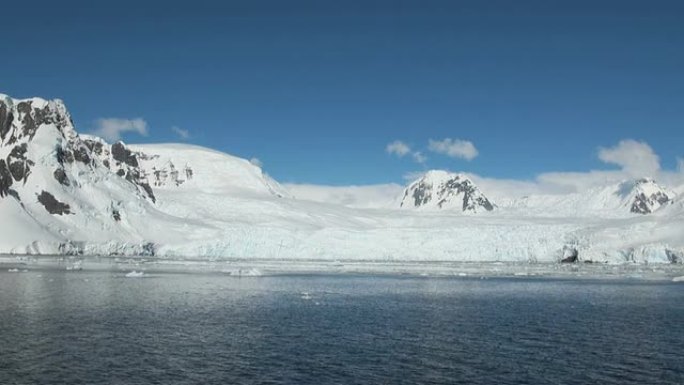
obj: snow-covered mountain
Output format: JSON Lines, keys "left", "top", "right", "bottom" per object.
{"left": 507, "top": 178, "right": 676, "bottom": 217}
{"left": 399, "top": 170, "right": 495, "bottom": 212}
{"left": 1, "top": 93, "right": 683, "bottom": 265}
{"left": 628, "top": 178, "right": 674, "bottom": 214}
{"left": 0, "top": 94, "right": 285, "bottom": 254}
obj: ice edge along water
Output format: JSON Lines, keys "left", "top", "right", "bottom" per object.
{"left": 0, "top": 93, "right": 683, "bottom": 267}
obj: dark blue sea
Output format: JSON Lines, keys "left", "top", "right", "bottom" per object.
{"left": 1, "top": 270, "right": 682, "bottom": 384}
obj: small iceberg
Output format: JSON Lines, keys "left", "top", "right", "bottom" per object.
{"left": 672, "top": 276, "right": 684, "bottom": 282}
{"left": 7, "top": 268, "right": 19, "bottom": 273}
{"left": 300, "top": 292, "right": 312, "bottom": 300}
{"left": 222, "top": 268, "right": 263, "bottom": 277}
{"left": 125, "top": 271, "right": 146, "bottom": 278}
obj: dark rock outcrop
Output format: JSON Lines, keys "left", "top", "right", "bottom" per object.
{"left": 37, "top": 191, "right": 71, "bottom": 215}
{"left": 53, "top": 168, "right": 70, "bottom": 186}
{"left": 631, "top": 191, "right": 672, "bottom": 214}
{"left": 401, "top": 171, "right": 495, "bottom": 212}
{"left": 56, "top": 145, "right": 75, "bottom": 165}
{"left": 7, "top": 188, "right": 20, "bottom": 202}
{"left": 140, "top": 183, "right": 156, "bottom": 203}
{"left": 83, "top": 139, "right": 104, "bottom": 155}
{"left": 560, "top": 247, "right": 579, "bottom": 263}
{"left": 16, "top": 102, "right": 38, "bottom": 139}
{"left": 442, "top": 178, "right": 495, "bottom": 211}
{"left": 72, "top": 145, "right": 91, "bottom": 165}
{"left": 629, "top": 178, "right": 674, "bottom": 214}
{"left": 0, "top": 101, "right": 13, "bottom": 141}
{"left": 0, "top": 159, "right": 13, "bottom": 197}
{"left": 111, "top": 141, "right": 139, "bottom": 167}
{"left": 1, "top": 96, "right": 157, "bottom": 212}
{"left": 7, "top": 143, "right": 34, "bottom": 182}
{"left": 150, "top": 162, "right": 193, "bottom": 187}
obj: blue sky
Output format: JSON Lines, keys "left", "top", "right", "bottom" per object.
{"left": 2, "top": 0, "right": 683, "bottom": 185}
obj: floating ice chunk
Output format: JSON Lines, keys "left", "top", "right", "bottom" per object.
{"left": 125, "top": 271, "right": 146, "bottom": 278}
{"left": 241, "top": 268, "right": 262, "bottom": 276}
{"left": 672, "top": 276, "right": 684, "bottom": 282}
{"left": 220, "top": 268, "right": 262, "bottom": 277}
{"left": 66, "top": 261, "right": 82, "bottom": 271}
{"left": 7, "top": 268, "right": 19, "bottom": 272}
{"left": 301, "top": 292, "right": 312, "bottom": 300}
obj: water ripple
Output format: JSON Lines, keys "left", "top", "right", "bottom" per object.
{"left": 1, "top": 272, "right": 683, "bottom": 384}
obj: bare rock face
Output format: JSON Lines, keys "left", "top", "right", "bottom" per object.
{"left": 150, "top": 161, "right": 193, "bottom": 187}
{"left": 0, "top": 159, "right": 12, "bottom": 197}
{"left": 400, "top": 170, "right": 495, "bottom": 213}
{"left": 7, "top": 143, "right": 34, "bottom": 182}
{"left": 629, "top": 178, "right": 675, "bottom": 214}
{"left": 0, "top": 95, "right": 158, "bottom": 206}
{"left": 111, "top": 141, "right": 139, "bottom": 168}
{"left": 0, "top": 102, "right": 13, "bottom": 141}
{"left": 53, "top": 168, "right": 70, "bottom": 186}
{"left": 37, "top": 191, "right": 71, "bottom": 215}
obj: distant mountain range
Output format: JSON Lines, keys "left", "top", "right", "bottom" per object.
{"left": 1, "top": 93, "right": 682, "bottom": 264}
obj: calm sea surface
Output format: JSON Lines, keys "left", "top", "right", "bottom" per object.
{"left": 1, "top": 270, "right": 682, "bottom": 384}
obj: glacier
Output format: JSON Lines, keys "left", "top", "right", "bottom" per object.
{"left": 1, "top": 93, "right": 683, "bottom": 268}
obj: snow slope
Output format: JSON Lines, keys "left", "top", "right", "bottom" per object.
{"left": 504, "top": 178, "right": 676, "bottom": 218}
{"left": 1, "top": 94, "right": 683, "bottom": 264}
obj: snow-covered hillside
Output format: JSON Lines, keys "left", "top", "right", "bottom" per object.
{"left": 1, "top": 94, "right": 683, "bottom": 265}
{"left": 505, "top": 178, "right": 676, "bottom": 217}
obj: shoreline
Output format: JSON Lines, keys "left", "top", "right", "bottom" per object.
{"left": 2, "top": 254, "right": 684, "bottom": 282}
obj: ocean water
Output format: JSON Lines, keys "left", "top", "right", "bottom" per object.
{"left": 1, "top": 270, "right": 682, "bottom": 384}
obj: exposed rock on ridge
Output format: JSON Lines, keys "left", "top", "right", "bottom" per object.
{"left": 400, "top": 170, "right": 495, "bottom": 212}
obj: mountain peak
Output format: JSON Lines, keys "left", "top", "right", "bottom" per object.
{"left": 399, "top": 170, "right": 494, "bottom": 212}
{"left": 626, "top": 178, "right": 675, "bottom": 214}
{"left": 0, "top": 94, "right": 76, "bottom": 145}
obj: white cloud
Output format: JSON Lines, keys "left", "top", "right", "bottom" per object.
{"left": 428, "top": 138, "right": 478, "bottom": 161}
{"left": 171, "top": 126, "right": 190, "bottom": 140}
{"left": 598, "top": 139, "right": 660, "bottom": 177}
{"left": 535, "top": 170, "right": 628, "bottom": 194}
{"left": 386, "top": 140, "right": 411, "bottom": 157}
{"left": 464, "top": 173, "right": 556, "bottom": 203}
{"left": 283, "top": 183, "right": 404, "bottom": 208}
{"left": 402, "top": 170, "right": 426, "bottom": 182}
{"left": 412, "top": 151, "right": 427, "bottom": 164}
{"left": 92, "top": 118, "right": 148, "bottom": 142}
{"left": 386, "top": 140, "right": 428, "bottom": 164}
{"left": 285, "top": 139, "right": 684, "bottom": 208}
{"left": 249, "top": 157, "right": 263, "bottom": 168}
